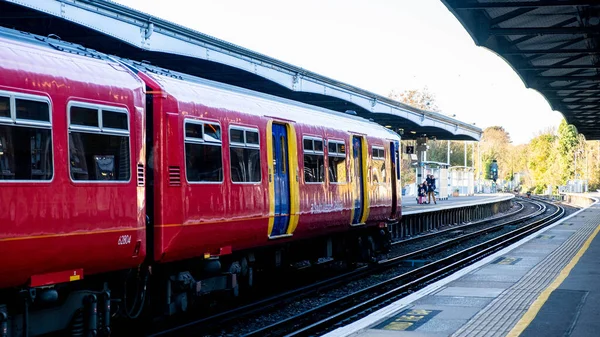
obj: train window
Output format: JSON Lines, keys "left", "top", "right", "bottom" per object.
{"left": 204, "top": 123, "right": 221, "bottom": 143}
{"left": 371, "top": 146, "right": 386, "bottom": 184}
{"left": 314, "top": 140, "right": 323, "bottom": 152}
{"left": 372, "top": 147, "right": 385, "bottom": 160}
{"left": 0, "top": 96, "right": 9, "bottom": 118}
{"left": 102, "top": 110, "right": 128, "bottom": 130}
{"left": 15, "top": 99, "right": 50, "bottom": 122}
{"left": 328, "top": 142, "right": 336, "bottom": 153}
{"left": 0, "top": 94, "right": 53, "bottom": 181}
{"left": 185, "top": 122, "right": 203, "bottom": 139}
{"left": 230, "top": 129, "right": 244, "bottom": 144}
{"left": 303, "top": 136, "right": 324, "bottom": 183}
{"left": 303, "top": 139, "right": 313, "bottom": 151}
{"left": 70, "top": 106, "right": 98, "bottom": 128}
{"left": 185, "top": 120, "right": 223, "bottom": 183}
{"left": 230, "top": 126, "right": 261, "bottom": 183}
{"left": 327, "top": 140, "right": 347, "bottom": 183}
{"left": 246, "top": 130, "right": 259, "bottom": 145}
{"left": 68, "top": 103, "right": 130, "bottom": 182}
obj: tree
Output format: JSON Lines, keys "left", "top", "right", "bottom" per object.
{"left": 557, "top": 119, "right": 578, "bottom": 183}
{"left": 393, "top": 87, "right": 442, "bottom": 190}
{"left": 480, "top": 126, "right": 510, "bottom": 163}
{"left": 388, "top": 86, "right": 440, "bottom": 112}
{"left": 527, "top": 132, "right": 559, "bottom": 192}
{"left": 426, "top": 139, "right": 449, "bottom": 163}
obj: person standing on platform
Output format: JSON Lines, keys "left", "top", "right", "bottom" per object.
{"left": 427, "top": 174, "right": 437, "bottom": 204}
{"left": 418, "top": 181, "right": 427, "bottom": 204}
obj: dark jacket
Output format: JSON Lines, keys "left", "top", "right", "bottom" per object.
{"left": 427, "top": 177, "right": 436, "bottom": 192}
{"left": 418, "top": 185, "right": 426, "bottom": 197}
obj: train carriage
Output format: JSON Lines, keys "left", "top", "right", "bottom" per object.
{"left": 0, "top": 25, "right": 401, "bottom": 336}
{"left": 0, "top": 28, "right": 147, "bottom": 289}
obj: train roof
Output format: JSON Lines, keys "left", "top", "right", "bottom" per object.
{"left": 0, "top": 25, "right": 398, "bottom": 141}
{"left": 0, "top": 25, "right": 142, "bottom": 92}
{"left": 120, "top": 58, "right": 401, "bottom": 140}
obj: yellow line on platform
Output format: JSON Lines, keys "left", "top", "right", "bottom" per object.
{"left": 506, "top": 223, "right": 600, "bottom": 337}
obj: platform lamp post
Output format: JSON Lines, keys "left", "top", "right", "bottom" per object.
{"left": 447, "top": 140, "right": 451, "bottom": 186}
{"left": 464, "top": 142, "right": 467, "bottom": 167}
{"left": 478, "top": 141, "right": 482, "bottom": 193}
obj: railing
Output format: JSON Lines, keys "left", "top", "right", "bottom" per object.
{"left": 391, "top": 195, "right": 514, "bottom": 240}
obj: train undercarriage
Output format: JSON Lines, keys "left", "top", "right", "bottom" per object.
{"left": 0, "top": 223, "right": 393, "bottom": 337}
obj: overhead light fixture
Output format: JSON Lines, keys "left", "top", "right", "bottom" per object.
{"left": 385, "top": 125, "right": 392, "bottom": 128}
{"left": 410, "top": 131, "right": 416, "bottom": 134}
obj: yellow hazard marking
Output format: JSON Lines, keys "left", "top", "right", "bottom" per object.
{"left": 406, "top": 309, "right": 432, "bottom": 315}
{"left": 396, "top": 315, "right": 425, "bottom": 322}
{"left": 498, "top": 257, "right": 517, "bottom": 265}
{"left": 507, "top": 224, "right": 600, "bottom": 337}
{"left": 383, "top": 321, "right": 414, "bottom": 330}
{"left": 69, "top": 275, "right": 80, "bottom": 282}
{"left": 380, "top": 308, "right": 439, "bottom": 330}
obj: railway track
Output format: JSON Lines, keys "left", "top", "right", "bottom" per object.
{"left": 147, "top": 198, "right": 563, "bottom": 337}
{"left": 245, "top": 198, "right": 563, "bottom": 337}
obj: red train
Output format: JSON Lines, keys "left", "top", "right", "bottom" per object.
{"left": 0, "top": 26, "right": 401, "bottom": 336}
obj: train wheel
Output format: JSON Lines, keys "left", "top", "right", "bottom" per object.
{"left": 367, "top": 235, "right": 377, "bottom": 263}
{"left": 240, "top": 257, "right": 254, "bottom": 289}
{"left": 228, "top": 262, "right": 242, "bottom": 297}
{"left": 358, "top": 235, "right": 376, "bottom": 263}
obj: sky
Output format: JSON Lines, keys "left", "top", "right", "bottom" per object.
{"left": 112, "top": 0, "right": 565, "bottom": 145}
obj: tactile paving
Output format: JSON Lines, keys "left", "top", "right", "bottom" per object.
{"left": 451, "top": 208, "right": 599, "bottom": 337}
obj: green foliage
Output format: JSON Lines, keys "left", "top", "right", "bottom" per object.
{"left": 557, "top": 119, "right": 578, "bottom": 183}
{"left": 484, "top": 160, "right": 492, "bottom": 180}
{"left": 426, "top": 140, "right": 449, "bottom": 163}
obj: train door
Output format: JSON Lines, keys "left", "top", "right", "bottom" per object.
{"left": 352, "top": 136, "right": 365, "bottom": 225}
{"left": 271, "top": 123, "right": 291, "bottom": 236}
{"left": 390, "top": 141, "right": 399, "bottom": 218}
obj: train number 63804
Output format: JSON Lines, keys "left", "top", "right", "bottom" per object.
{"left": 118, "top": 235, "right": 132, "bottom": 246}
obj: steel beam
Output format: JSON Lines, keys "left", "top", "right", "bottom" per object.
{"left": 453, "top": 1, "right": 598, "bottom": 9}
{"left": 490, "top": 27, "right": 599, "bottom": 35}
{"left": 3, "top": 0, "right": 483, "bottom": 141}
{"left": 506, "top": 49, "right": 600, "bottom": 55}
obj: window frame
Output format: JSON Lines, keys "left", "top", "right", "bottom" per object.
{"left": 372, "top": 146, "right": 385, "bottom": 160}
{"left": 302, "top": 135, "right": 325, "bottom": 184}
{"left": 326, "top": 139, "right": 347, "bottom": 184}
{"left": 0, "top": 90, "right": 54, "bottom": 183}
{"left": 228, "top": 124, "right": 262, "bottom": 184}
{"left": 371, "top": 145, "right": 386, "bottom": 185}
{"left": 67, "top": 100, "right": 132, "bottom": 184}
{"left": 183, "top": 118, "right": 224, "bottom": 185}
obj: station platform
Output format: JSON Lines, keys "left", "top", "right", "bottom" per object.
{"left": 401, "top": 194, "right": 511, "bottom": 215}
{"left": 325, "top": 194, "right": 600, "bottom": 337}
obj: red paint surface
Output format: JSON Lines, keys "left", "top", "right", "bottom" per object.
{"left": 0, "top": 34, "right": 401, "bottom": 290}
{"left": 145, "top": 73, "right": 399, "bottom": 263}
{"left": 29, "top": 268, "right": 83, "bottom": 287}
{"left": 0, "top": 36, "right": 146, "bottom": 288}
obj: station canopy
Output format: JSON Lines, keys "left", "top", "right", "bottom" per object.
{"left": 0, "top": 0, "right": 481, "bottom": 141}
{"left": 442, "top": 0, "right": 600, "bottom": 140}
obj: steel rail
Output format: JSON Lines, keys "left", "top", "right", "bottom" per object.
{"left": 148, "top": 199, "right": 538, "bottom": 337}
